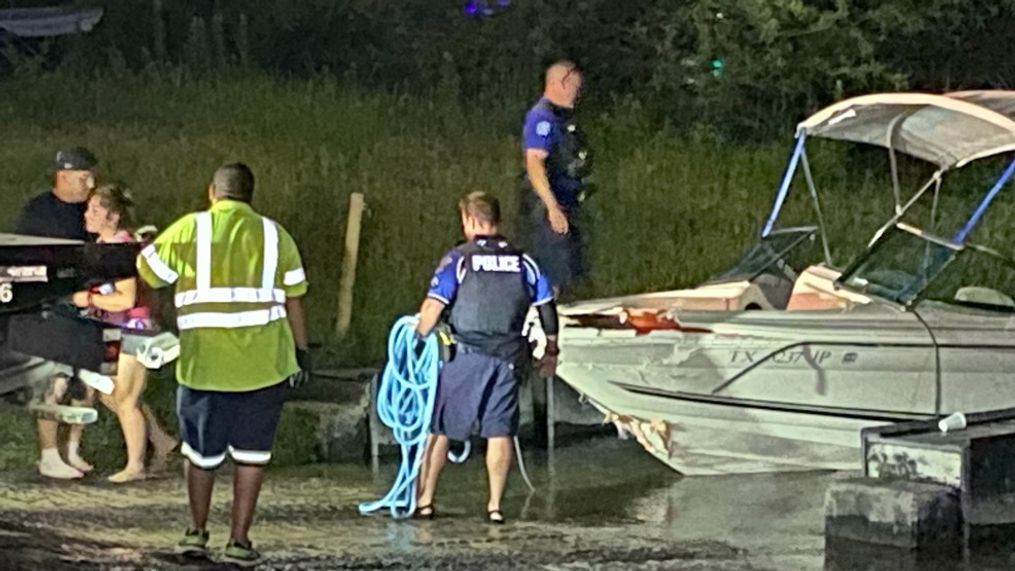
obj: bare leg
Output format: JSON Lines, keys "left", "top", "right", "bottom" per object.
{"left": 144, "top": 403, "right": 178, "bottom": 472}
{"left": 416, "top": 434, "right": 450, "bottom": 511}
{"left": 486, "top": 436, "right": 513, "bottom": 515}
{"left": 185, "top": 461, "right": 215, "bottom": 532}
{"left": 66, "top": 386, "right": 95, "bottom": 473}
{"left": 230, "top": 464, "right": 264, "bottom": 546}
{"left": 37, "top": 417, "right": 59, "bottom": 450}
{"left": 416, "top": 434, "right": 436, "bottom": 503}
{"left": 108, "top": 356, "right": 148, "bottom": 482}
{"left": 37, "top": 375, "right": 82, "bottom": 479}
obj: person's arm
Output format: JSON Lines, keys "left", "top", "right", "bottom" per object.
{"left": 535, "top": 295, "right": 560, "bottom": 378}
{"left": 275, "top": 227, "right": 311, "bottom": 386}
{"left": 279, "top": 229, "right": 309, "bottom": 351}
{"left": 285, "top": 296, "right": 309, "bottom": 350}
{"left": 136, "top": 215, "right": 193, "bottom": 290}
{"left": 73, "top": 277, "right": 138, "bottom": 312}
{"left": 416, "top": 249, "right": 460, "bottom": 342}
{"left": 285, "top": 295, "right": 312, "bottom": 388}
{"left": 522, "top": 253, "right": 560, "bottom": 376}
{"left": 525, "top": 149, "right": 569, "bottom": 235}
{"left": 523, "top": 112, "right": 570, "bottom": 235}
{"left": 415, "top": 297, "right": 446, "bottom": 338}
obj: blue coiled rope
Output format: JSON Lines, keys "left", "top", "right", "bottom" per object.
{"left": 358, "top": 315, "right": 535, "bottom": 519}
{"left": 358, "top": 315, "right": 469, "bottom": 519}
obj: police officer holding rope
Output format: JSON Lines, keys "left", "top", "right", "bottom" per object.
{"left": 137, "top": 163, "right": 310, "bottom": 566}
{"left": 519, "top": 60, "right": 592, "bottom": 297}
{"left": 414, "top": 191, "right": 559, "bottom": 524}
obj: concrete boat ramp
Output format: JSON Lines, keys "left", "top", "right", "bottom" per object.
{"left": 2, "top": 372, "right": 1015, "bottom": 569}
{"left": 0, "top": 436, "right": 1013, "bottom": 570}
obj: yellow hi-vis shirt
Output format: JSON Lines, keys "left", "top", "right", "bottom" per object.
{"left": 136, "top": 200, "right": 308, "bottom": 392}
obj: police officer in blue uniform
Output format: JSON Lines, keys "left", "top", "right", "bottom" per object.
{"left": 519, "top": 60, "right": 592, "bottom": 296}
{"left": 414, "top": 191, "right": 559, "bottom": 524}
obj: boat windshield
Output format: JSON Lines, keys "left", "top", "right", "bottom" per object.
{"left": 837, "top": 223, "right": 1015, "bottom": 312}
{"left": 709, "top": 226, "right": 819, "bottom": 284}
{"left": 923, "top": 243, "right": 1015, "bottom": 312}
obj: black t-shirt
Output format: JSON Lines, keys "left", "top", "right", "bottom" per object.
{"left": 16, "top": 191, "right": 90, "bottom": 240}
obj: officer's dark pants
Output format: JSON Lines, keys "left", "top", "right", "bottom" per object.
{"left": 518, "top": 186, "right": 586, "bottom": 292}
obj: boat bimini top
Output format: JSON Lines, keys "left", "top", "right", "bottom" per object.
{"left": 763, "top": 91, "right": 1015, "bottom": 268}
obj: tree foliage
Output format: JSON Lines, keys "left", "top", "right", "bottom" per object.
{"left": 10, "top": 0, "right": 1015, "bottom": 138}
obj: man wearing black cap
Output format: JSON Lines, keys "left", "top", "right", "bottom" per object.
{"left": 17, "top": 147, "right": 97, "bottom": 241}
{"left": 17, "top": 147, "right": 98, "bottom": 479}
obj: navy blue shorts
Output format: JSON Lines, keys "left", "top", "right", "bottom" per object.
{"left": 176, "top": 380, "right": 289, "bottom": 469}
{"left": 431, "top": 351, "right": 523, "bottom": 440}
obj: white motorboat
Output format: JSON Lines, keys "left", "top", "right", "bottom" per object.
{"left": 544, "top": 91, "right": 1015, "bottom": 475}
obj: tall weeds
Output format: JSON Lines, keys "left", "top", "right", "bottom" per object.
{"left": 1, "top": 69, "right": 1011, "bottom": 367}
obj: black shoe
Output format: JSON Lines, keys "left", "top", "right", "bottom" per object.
{"left": 488, "top": 510, "right": 505, "bottom": 524}
{"left": 415, "top": 504, "right": 435, "bottom": 520}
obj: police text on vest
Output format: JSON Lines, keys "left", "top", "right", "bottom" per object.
{"left": 471, "top": 255, "right": 521, "bottom": 273}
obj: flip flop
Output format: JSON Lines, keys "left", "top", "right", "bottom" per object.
{"left": 415, "top": 504, "right": 435, "bottom": 520}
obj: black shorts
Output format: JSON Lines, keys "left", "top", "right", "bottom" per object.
{"left": 176, "top": 380, "right": 289, "bottom": 469}
{"left": 431, "top": 351, "right": 524, "bottom": 440}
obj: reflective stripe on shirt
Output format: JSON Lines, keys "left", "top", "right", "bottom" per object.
{"left": 177, "top": 305, "right": 287, "bottom": 330}
{"left": 261, "top": 217, "right": 279, "bottom": 290}
{"left": 180, "top": 211, "right": 286, "bottom": 327}
{"left": 284, "top": 268, "right": 306, "bottom": 286}
{"left": 195, "top": 211, "right": 213, "bottom": 290}
{"left": 140, "top": 244, "right": 179, "bottom": 284}
{"left": 174, "top": 287, "right": 286, "bottom": 308}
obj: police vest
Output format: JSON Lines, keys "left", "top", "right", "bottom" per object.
{"left": 544, "top": 105, "right": 591, "bottom": 188}
{"left": 448, "top": 239, "right": 532, "bottom": 352}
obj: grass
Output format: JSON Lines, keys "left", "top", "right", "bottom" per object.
{"left": 4, "top": 69, "right": 1014, "bottom": 365}
{"left": 4, "top": 68, "right": 1015, "bottom": 467}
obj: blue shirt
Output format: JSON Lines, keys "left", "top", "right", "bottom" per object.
{"left": 522, "top": 97, "right": 584, "bottom": 207}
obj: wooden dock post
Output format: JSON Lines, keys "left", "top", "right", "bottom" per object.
{"left": 335, "top": 192, "right": 365, "bottom": 338}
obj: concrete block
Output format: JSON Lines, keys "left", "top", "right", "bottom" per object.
{"left": 825, "top": 477, "right": 960, "bottom": 549}
{"left": 285, "top": 380, "right": 371, "bottom": 462}
{"left": 824, "top": 538, "right": 960, "bottom": 571}
{"left": 866, "top": 441, "right": 962, "bottom": 487}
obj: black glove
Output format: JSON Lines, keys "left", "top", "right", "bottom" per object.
{"left": 412, "top": 332, "right": 427, "bottom": 360}
{"left": 289, "top": 348, "right": 312, "bottom": 389}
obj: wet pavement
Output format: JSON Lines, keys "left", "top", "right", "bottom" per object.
{"left": 0, "top": 437, "right": 1012, "bottom": 570}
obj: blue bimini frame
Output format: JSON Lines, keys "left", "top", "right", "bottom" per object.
{"left": 953, "top": 157, "right": 1015, "bottom": 244}
{"left": 761, "top": 134, "right": 807, "bottom": 238}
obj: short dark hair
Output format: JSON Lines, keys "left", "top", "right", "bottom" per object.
{"left": 90, "top": 183, "right": 136, "bottom": 231}
{"left": 458, "top": 191, "right": 501, "bottom": 225}
{"left": 211, "top": 162, "right": 255, "bottom": 202}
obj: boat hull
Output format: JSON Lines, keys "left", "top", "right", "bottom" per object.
{"left": 554, "top": 303, "right": 1015, "bottom": 475}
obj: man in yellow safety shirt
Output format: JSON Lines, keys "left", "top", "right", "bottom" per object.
{"left": 136, "top": 162, "right": 310, "bottom": 567}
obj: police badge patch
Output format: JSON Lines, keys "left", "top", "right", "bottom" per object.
{"left": 536, "top": 120, "right": 551, "bottom": 137}
{"left": 435, "top": 255, "right": 453, "bottom": 273}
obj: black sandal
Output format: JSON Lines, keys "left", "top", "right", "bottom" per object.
{"left": 415, "top": 504, "right": 435, "bottom": 520}
{"left": 487, "top": 510, "right": 505, "bottom": 524}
